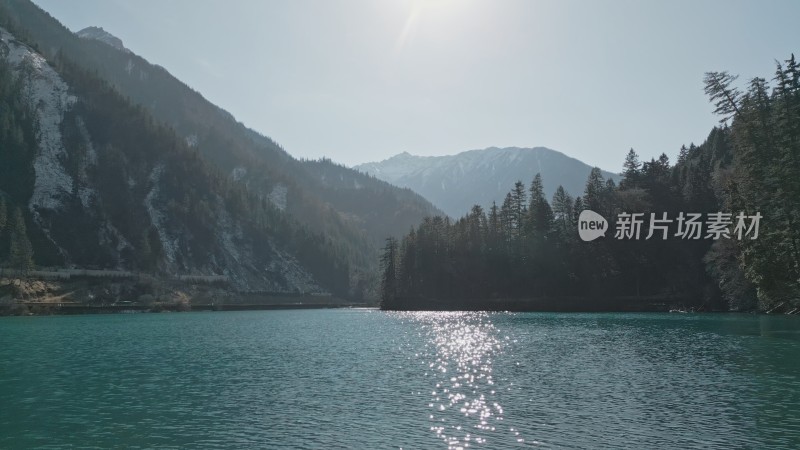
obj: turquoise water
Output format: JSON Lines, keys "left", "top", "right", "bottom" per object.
{"left": 1, "top": 310, "right": 799, "bottom": 449}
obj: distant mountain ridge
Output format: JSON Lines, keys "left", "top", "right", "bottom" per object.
{"left": 355, "top": 147, "right": 618, "bottom": 217}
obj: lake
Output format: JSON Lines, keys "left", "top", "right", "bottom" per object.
{"left": 1, "top": 310, "right": 799, "bottom": 448}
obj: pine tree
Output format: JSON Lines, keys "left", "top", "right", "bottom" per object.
{"left": 8, "top": 207, "right": 33, "bottom": 271}
{"left": 572, "top": 197, "right": 584, "bottom": 225}
{"left": 583, "top": 167, "right": 605, "bottom": 212}
{"left": 528, "top": 173, "right": 554, "bottom": 234}
{"left": 552, "top": 186, "right": 574, "bottom": 227}
{"left": 704, "top": 59, "right": 800, "bottom": 309}
{"left": 397, "top": 229, "right": 417, "bottom": 297}
{"left": 704, "top": 71, "right": 742, "bottom": 124}
{"left": 602, "top": 178, "right": 618, "bottom": 216}
{"left": 136, "top": 228, "right": 154, "bottom": 271}
{"left": 677, "top": 145, "right": 689, "bottom": 164}
{"left": 510, "top": 180, "right": 527, "bottom": 236}
{"left": 0, "top": 196, "right": 6, "bottom": 234}
{"left": 500, "top": 192, "right": 515, "bottom": 241}
{"left": 622, "top": 148, "right": 641, "bottom": 188}
{"left": 467, "top": 204, "right": 486, "bottom": 253}
{"left": 379, "top": 237, "right": 399, "bottom": 308}
{"left": 487, "top": 200, "right": 501, "bottom": 251}
{"left": 657, "top": 153, "right": 670, "bottom": 171}
{"left": 385, "top": 54, "right": 800, "bottom": 311}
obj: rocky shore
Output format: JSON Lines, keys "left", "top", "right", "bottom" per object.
{"left": 0, "top": 276, "right": 364, "bottom": 316}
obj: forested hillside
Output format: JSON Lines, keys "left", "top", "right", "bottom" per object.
{"left": 0, "top": 0, "right": 442, "bottom": 285}
{"left": 381, "top": 56, "right": 800, "bottom": 313}
{"left": 0, "top": 25, "right": 350, "bottom": 295}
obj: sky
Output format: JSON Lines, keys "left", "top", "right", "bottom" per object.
{"left": 31, "top": 0, "right": 800, "bottom": 171}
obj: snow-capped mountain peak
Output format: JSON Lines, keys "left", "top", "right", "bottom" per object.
{"left": 354, "top": 147, "right": 618, "bottom": 217}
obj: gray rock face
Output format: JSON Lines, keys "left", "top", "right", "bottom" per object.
{"left": 77, "top": 26, "right": 129, "bottom": 53}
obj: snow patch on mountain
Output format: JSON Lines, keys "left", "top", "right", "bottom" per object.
{"left": 99, "top": 221, "right": 133, "bottom": 256}
{"left": 73, "top": 116, "right": 100, "bottom": 208}
{"left": 78, "top": 188, "right": 94, "bottom": 209}
{"left": 264, "top": 246, "right": 323, "bottom": 294}
{"left": 231, "top": 166, "right": 247, "bottom": 182}
{"left": 268, "top": 183, "right": 288, "bottom": 211}
{"left": 185, "top": 134, "right": 198, "bottom": 148}
{"left": 1, "top": 27, "right": 78, "bottom": 216}
{"left": 217, "top": 208, "right": 243, "bottom": 266}
{"left": 144, "top": 164, "right": 177, "bottom": 266}
{"left": 74, "top": 117, "right": 98, "bottom": 168}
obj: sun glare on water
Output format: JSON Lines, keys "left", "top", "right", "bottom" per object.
{"left": 397, "top": 311, "right": 529, "bottom": 449}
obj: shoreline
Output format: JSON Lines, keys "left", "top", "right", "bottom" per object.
{"left": 380, "top": 296, "right": 749, "bottom": 313}
{"left": 0, "top": 276, "right": 373, "bottom": 316}
{"left": 1, "top": 302, "right": 373, "bottom": 316}
{"left": 4, "top": 277, "right": 795, "bottom": 316}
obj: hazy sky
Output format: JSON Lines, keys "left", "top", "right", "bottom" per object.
{"left": 31, "top": 0, "right": 800, "bottom": 171}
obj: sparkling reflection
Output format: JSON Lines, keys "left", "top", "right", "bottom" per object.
{"left": 400, "top": 312, "right": 523, "bottom": 449}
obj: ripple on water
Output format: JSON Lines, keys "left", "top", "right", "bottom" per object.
{"left": 1, "top": 311, "right": 799, "bottom": 449}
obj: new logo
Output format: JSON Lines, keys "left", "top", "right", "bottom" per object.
{"left": 578, "top": 210, "right": 608, "bottom": 242}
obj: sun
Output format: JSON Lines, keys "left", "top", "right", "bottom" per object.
{"left": 397, "top": 0, "right": 460, "bottom": 50}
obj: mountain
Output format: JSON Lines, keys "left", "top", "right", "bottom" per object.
{"left": 355, "top": 147, "right": 618, "bottom": 217}
{"left": 0, "top": 25, "right": 354, "bottom": 294}
{"left": 76, "top": 26, "right": 128, "bottom": 53}
{"left": 0, "top": 0, "right": 443, "bottom": 296}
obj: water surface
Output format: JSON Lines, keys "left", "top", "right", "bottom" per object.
{"left": 1, "top": 310, "right": 799, "bottom": 448}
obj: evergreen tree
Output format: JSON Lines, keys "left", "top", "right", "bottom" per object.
{"left": 379, "top": 237, "right": 399, "bottom": 308}
{"left": 527, "top": 173, "right": 554, "bottom": 234}
{"left": 397, "top": 229, "right": 417, "bottom": 297}
{"left": 0, "top": 196, "right": 6, "bottom": 234}
{"left": 8, "top": 207, "right": 33, "bottom": 271}
{"left": 551, "top": 185, "right": 574, "bottom": 237}
{"left": 621, "top": 148, "right": 641, "bottom": 188}
{"left": 703, "top": 71, "right": 742, "bottom": 124}
{"left": 467, "top": 204, "right": 486, "bottom": 253}
{"left": 136, "top": 227, "right": 154, "bottom": 272}
{"left": 583, "top": 167, "right": 605, "bottom": 212}
{"left": 510, "top": 181, "right": 527, "bottom": 236}
{"left": 488, "top": 201, "right": 500, "bottom": 241}
{"left": 500, "top": 192, "right": 515, "bottom": 241}
{"left": 381, "top": 54, "right": 800, "bottom": 312}
{"left": 572, "top": 197, "right": 584, "bottom": 225}
{"left": 702, "top": 59, "right": 800, "bottom": 309}
{"left": 677, "top": 145, "right": 689, "bottom": 164}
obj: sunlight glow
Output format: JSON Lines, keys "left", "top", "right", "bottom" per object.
{"left": 396, "top": 0, "right": 466, "bottom": 51}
